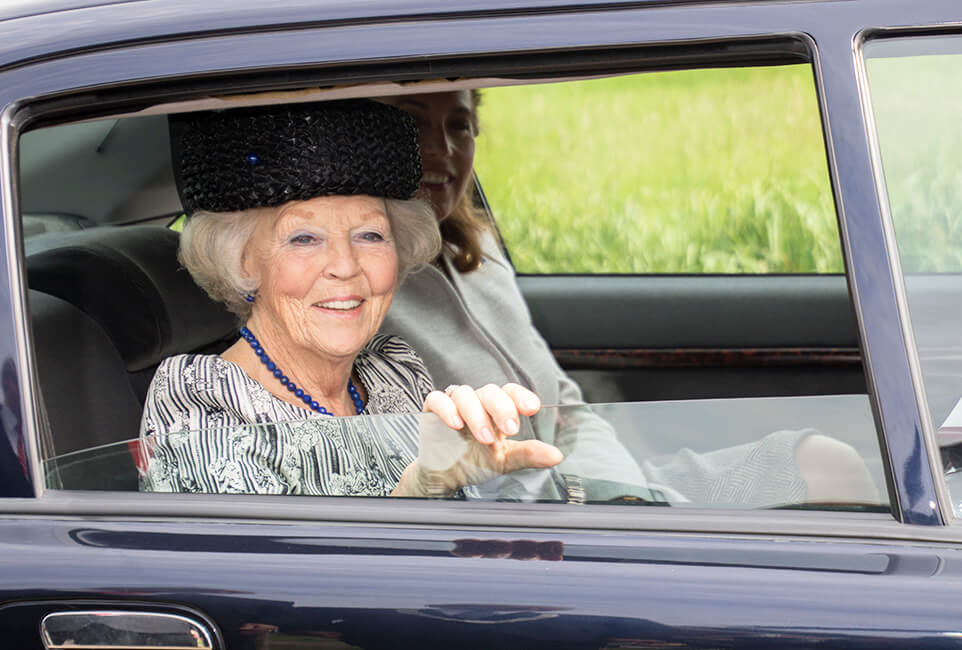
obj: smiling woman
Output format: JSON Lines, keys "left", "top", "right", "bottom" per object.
{"left": 239, "top": 196, "right": 402, "bottom": 364}
{"left": 380, "top": 91, "right": 482, "bottom": 270}
{"left": 139, "top": 98, "right": 564, "bottom": 497}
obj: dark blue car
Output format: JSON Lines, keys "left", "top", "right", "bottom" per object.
{"left": 3, "top": 0, "right": 962, "bottom": 647}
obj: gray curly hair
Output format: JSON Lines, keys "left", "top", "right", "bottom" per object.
{"left": 179, "top": 197, "right": 440, "bottom": 320}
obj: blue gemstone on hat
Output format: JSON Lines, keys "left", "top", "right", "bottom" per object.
{"left": 246, "top": 153, "right": 260, "bottom": 166}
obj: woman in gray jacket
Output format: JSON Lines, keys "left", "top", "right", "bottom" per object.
{"left": 379, "top": 90, "right": 879, "bottom": 508}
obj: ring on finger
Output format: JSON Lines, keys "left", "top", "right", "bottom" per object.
{"left": 444, "top": 384, "right": 461, "bottom": 397}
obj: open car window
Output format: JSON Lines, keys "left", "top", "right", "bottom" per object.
{"left": 18, "top": 55, "right": 889, "bottom": 516}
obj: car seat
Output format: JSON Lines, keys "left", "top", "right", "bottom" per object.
{"left": 29, "top": 289, "right": 143, "bottom": 490}
{"left": 26, "top": 225, "right": 237, "bottom": 401}
{"left": 26, "top": 225, "right": 238, "bottom": 488}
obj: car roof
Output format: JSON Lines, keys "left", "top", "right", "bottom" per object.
{"left": 0, "top": 0, "right": 753, "bottom": 22}
{"left": 0, "top": 0, "right": 141, "bottom": 21}
{"left": 0, "top": 0, "right": 875, "bottom": 65}
{"left": 0, "top": 0, "right": 601, "bottom": 68}
{"left": 0, "top": 0, "right": 730, "bottom": 23}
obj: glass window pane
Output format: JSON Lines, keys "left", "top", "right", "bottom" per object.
{"left": 864, "top": 36, "right": 962, "bottom": 514}
{"left": 46, "top": 401, "right": 887, "bottom": 512}
{"left": 474, "top": 66, "right": 841, "bottom": 274}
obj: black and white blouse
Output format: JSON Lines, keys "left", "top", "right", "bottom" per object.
{"left": 139, "top": 334, "right": 434, "bottom": 496}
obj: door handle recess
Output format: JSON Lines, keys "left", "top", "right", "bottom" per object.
{"left": 41, "top": 610, "right": 214, "bottom": 649}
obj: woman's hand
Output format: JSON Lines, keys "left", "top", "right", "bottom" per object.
{"left": 393, "top": 383, "right": 564, "bottom": 497}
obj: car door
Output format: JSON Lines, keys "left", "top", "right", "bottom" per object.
{"left": 1, "top": 1, "right": 962, "bottom": 649}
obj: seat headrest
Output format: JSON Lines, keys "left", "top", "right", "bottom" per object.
{"left": 27, "top": 225, "right": 237, "bottom": 371}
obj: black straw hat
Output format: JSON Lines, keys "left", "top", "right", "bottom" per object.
{"left": 170, "top": 99, "right": 422, "bottom": 214}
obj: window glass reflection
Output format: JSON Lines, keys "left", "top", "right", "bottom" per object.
{"left": 46, "top": 399, "right": 887, "bottom": 512}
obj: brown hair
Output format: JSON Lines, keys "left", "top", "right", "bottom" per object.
{"left": 441, "top": 89, "right": 492, "bottom": 273}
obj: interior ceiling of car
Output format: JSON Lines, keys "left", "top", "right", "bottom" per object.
{"left": 20, "top": 115, "right": 179, "bottom": 224}
{"left": 122, "top": 75, "right": 616, "bottom": 118}
{"left": 17, "top": 74, "right": 625, "bottom": 226}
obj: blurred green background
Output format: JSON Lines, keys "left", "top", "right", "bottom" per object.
{"left": 866, "top": 51, "right": 962, "bottom": 274}
{"left": 474, "top": 64, "right": 844, "bottom": 274}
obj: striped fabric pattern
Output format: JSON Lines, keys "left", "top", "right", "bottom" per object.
{"left": 139, "top": 334, "right": 433, "bottom": 496}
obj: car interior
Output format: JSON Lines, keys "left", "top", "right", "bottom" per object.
{"left": 16, "top": 71, "right": 893, "bottom": 499}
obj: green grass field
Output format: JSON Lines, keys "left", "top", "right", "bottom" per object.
{"left": 474, "top": 65, "right": 844, "bottom": 274}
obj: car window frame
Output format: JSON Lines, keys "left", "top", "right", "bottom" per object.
{"left": 854, "top": 25, "right": 962, "bottom": 528}
{"left": 0, "top": 1, "right": 947, "bottom": 537}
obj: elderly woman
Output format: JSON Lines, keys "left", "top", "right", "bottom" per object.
{"left": 139, "top": 99, "right": 562, "bottom": 497}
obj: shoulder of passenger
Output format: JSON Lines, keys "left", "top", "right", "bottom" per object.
{"left": 364, "top": 333, "right": 419, "bottom": 359}
{"left": 149, "top": 354, "right": 221, "bottom": 396}
{"left": 154, "top": 353, "right": 217, "bottom": 375}
{"left": 361, "top": 334, "right": 431, "bottom": 388}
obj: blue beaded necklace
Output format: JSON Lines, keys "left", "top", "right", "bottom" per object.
{"left": 240, "top": 326, "right": 365, "bottom": 416}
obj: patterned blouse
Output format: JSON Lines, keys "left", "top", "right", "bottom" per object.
{"left": 139, "top": 334, "right": 434, "bottom": 496}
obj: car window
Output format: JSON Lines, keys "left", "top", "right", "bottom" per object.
{"left": 19, "top": 71, "right": 887, "bottom": 514}
{"left": 862, "top": 35, "right": 962, "bottom": 514}
{"left": 474, "top": 65, "right": 841, "bottom": 274}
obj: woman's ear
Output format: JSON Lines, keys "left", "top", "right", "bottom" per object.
{"left": 240, "top": 249, "right": 261, "bottom": 293}
{"left": 239, "top": 230, "right": 262, "bottom": 292}
{"left": 240, "top": 243, "right": 253, "bottom": 278}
